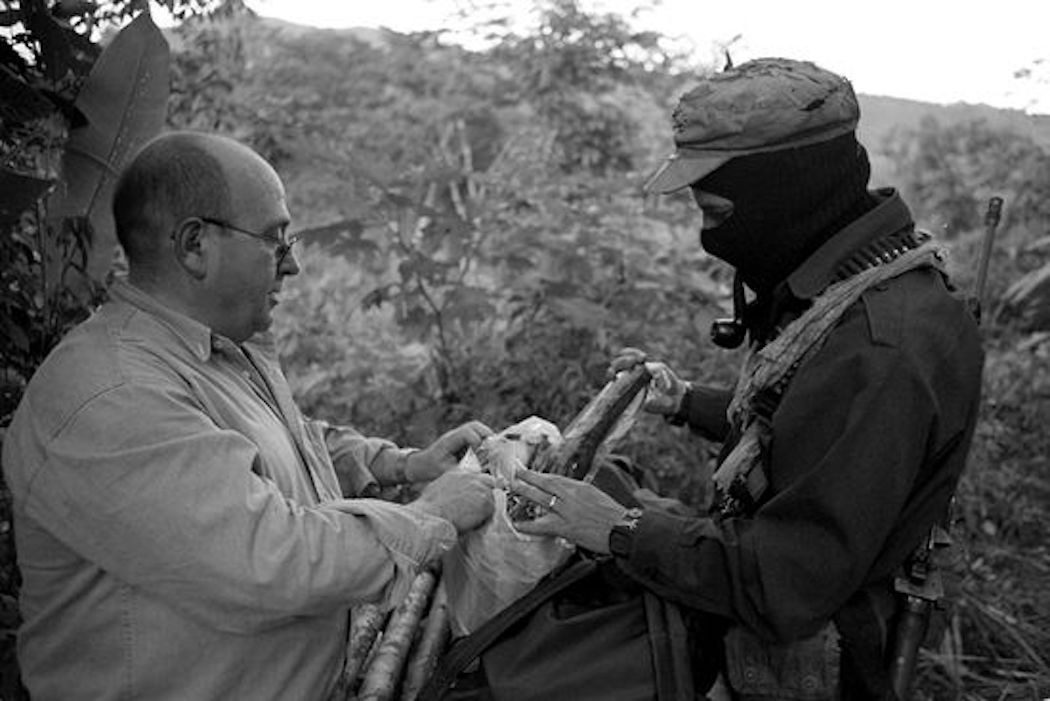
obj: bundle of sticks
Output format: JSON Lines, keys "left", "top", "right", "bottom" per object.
{"left": 332, "top": 365, "right": 651, "bottom": 701}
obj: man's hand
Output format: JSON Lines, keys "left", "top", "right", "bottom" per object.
{"left": 509, "top": 468, "right": 627, "bottom": 554}
{"left": 409, "top": 471, "right": 496, "bottom": 533}
{"left": 406, "top": 420, "right": 494, "bottom": 482}
{"left": 609, "top": 348, "right": 687, "bottom": 417}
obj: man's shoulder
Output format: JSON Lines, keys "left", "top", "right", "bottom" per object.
{"left": 17, "top": 311, "right": 130, "bottom": 434}
{"left": 859, "top": 266, "right": 979, "bottom": 350}
{"left": 15, "top": 300, "right": 188, "bottom": 438}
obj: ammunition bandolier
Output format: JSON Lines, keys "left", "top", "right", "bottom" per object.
{"left": 715, "top": 231, "right": 940, "bottom": 518}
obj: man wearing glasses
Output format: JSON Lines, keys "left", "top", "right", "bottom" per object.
{"left": 3, "top": 131, "right": 496, "bottom": 700}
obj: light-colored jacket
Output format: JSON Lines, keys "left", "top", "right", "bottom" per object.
{"left": 2, "top": 280, "right": 455, "bottom": 700}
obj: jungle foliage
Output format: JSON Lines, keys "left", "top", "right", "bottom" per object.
{"left": 1, "top": 0, "right": 1048, "bottom": 698}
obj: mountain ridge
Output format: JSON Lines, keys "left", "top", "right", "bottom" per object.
{"left": 259, "top": 17, "right": 1050, "bottom": 141}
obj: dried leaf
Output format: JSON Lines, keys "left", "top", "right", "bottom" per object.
{"left": 1002, "top": 264, "right": 1050, "bottom": 330}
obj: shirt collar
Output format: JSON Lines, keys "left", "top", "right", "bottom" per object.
{"left": 109, "top": 280, "right": 282, "bottom": 362}
{"left": 108, "top": 279, "right": 217, "bottom": 361}
{"left": 785, "top": 188, "right": 914, "bottom": 300}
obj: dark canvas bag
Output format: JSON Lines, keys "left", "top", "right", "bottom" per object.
{"left": 421, "top": 462, "right": 695, "bottom": 701}
{"left": 420, "top": 554, "right": 695, "bottom": 701}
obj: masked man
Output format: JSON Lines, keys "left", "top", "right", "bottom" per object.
{"left": 511, "top": 58, "right": 984, "bottom": 700}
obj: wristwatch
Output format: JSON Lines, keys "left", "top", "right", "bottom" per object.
{"left": 608, "top": 507, "right": 644, "bottom": 558}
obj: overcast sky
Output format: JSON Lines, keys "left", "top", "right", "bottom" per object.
{"left": 242, "top": 0, "right": 1050, "bottom": 114}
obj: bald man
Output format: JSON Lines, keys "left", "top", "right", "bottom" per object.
{"left": 2, "top": 131, "right": 496, "bottom": 700}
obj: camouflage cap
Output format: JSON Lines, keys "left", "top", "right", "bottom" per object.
{"left": 644, "top": 57, "right": 860, "bottom": 195}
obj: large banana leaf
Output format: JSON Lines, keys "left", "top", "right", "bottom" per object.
{"left": 47, "top": 11, "right": 170, "bottom": 281}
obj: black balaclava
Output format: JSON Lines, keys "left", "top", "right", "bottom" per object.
{"left": 697, "top": 132, "right": 878, "bottom": 297}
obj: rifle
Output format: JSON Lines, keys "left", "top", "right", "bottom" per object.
{"left": 888, "top": 196, "right": 1003, "bottom": 699}
{"left": 968, "top": 196, "right": 1005, "bottom": 323}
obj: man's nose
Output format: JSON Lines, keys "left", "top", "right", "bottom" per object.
{"left": 277, "top": 248, "right": 301, "bottom": 277}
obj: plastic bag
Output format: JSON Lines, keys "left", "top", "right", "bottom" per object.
{"left": 442, "top": 416, "right": 574, "bottom": 637}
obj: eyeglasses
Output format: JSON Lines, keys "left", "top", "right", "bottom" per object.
{"left": 197, "top": 216, "right": 301, "bottom": 267}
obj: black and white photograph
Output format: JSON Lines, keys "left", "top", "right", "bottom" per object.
{"left": 1, "top": 1, "right": 1047, "bottom": 699}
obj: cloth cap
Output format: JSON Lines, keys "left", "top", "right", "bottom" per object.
{"left": 644, "top": 57, "right": 860, "bottom": 194}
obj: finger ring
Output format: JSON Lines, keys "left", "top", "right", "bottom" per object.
{"left": 547, "top": 494, "right": 559, "bottom": 510}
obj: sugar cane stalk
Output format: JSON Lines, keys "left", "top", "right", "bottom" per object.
{"left": 358, "top": 569, "right": 439, "bottom": 701}
{"left": 336, "top": 602, "right": 389, "bottom": 699}
{"left": 506, "top": 364, "right": 650, "bottom": 521}
{"left": 534, "top": 364, "right": 651, "bottom": 480}
{"left": 399, "top": 584, "right": 450, "bottom": 701}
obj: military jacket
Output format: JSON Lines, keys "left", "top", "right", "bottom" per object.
{"left": 617, "top": 190, "right": 984, "bottom": 696}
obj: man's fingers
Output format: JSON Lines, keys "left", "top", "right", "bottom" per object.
{"left": 463, "top": 420, "right": 494, "bottom": 441}
{"left": 439, "top": 421, "right": 494, "bottom": 459}
{"left": 608, "top": 347, "right": 648, "bottom": 377}
{"left": 462, "top": 423, "right": 493, "bottom": 451}
{"left": 649, "top": 366, "right": 670, "bottom": 392}
{"left": 508, "top": 474, "right": 553, "bottom": 507}
{"left": 513, "top": 514, "right": 560, "bottom": 537}
{"left": 512, "top": 467, "right": 559, "bottom": 493}
{"left": 617, "top": 347, "right": 648, "bottom": 361}
{"left": 470, "top": 473, "right": 497, "bottom": 489}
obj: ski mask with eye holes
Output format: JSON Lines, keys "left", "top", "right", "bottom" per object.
{"left": 695, "top": 133, "right": 877, "bottom": 296}
{"left": 644, "top": 58, "right": 877, "bottom": 296}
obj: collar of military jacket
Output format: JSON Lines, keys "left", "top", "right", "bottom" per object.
{"left": 784, "top": 188, "right": 915, "bottom": 300}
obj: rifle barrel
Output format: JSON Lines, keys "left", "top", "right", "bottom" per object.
{"left": 974, "top": 196, "right": 1004, "bottom": 319}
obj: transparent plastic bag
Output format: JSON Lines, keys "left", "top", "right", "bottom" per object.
{"left": 442, "top": 416, "right": 573, "bottom": 637}
{"left": 442, "top": 489, "right": 574, "bottom": 636}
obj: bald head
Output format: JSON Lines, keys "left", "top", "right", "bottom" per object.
{"left": 112, "top": 131, "right": 278, "bottom": 272}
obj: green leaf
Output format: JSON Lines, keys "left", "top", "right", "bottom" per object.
{"left": 0, "top": 10, "right": 21, "bottom": 27}
{"left": 0, "top": 166, "right": 53, "bottom": 223}
{"left": 300, "top": 219, "right": 365, "bottom": 241}
{"left": 301, "top": 219, "right": 381, "bottom": 261}
{"left": 25, "top": 4, "right": 76, "bottom": 84}
{"left": 1003, "top": 264, "right": 1050, "bottom": 331}
{"left": 48, "top": 11, "right": 170, "bottom": 282}
{"left": 548, "top": 296, "right": 610, "bottom": 331}
{"left": 361, "top": 285, "right": 394, "bottom": 310}
{"left": 444, "top": 286, "right": 496, "bottom": 326}
{"left": 1, "top": 317, "right": 31, "bottom": 353}
{"left": 0, "top": 63, "right": 56, "bottom": 120}
{"left": 397, "top": 258, "right": 419, "bottom": 282}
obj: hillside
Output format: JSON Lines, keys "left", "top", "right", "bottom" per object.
{"left": 858, "top": 93, "right": 1050, "bottom": 150}
{"left": 252, "top": 17, "right": 1050, "bottom": 188}
{"left": 858, "top": 93, "right": 1050, "bottom": 185}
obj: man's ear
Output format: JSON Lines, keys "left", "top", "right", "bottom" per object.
{"left": 171, "top": 218, "right": 209, "bottom": 280}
